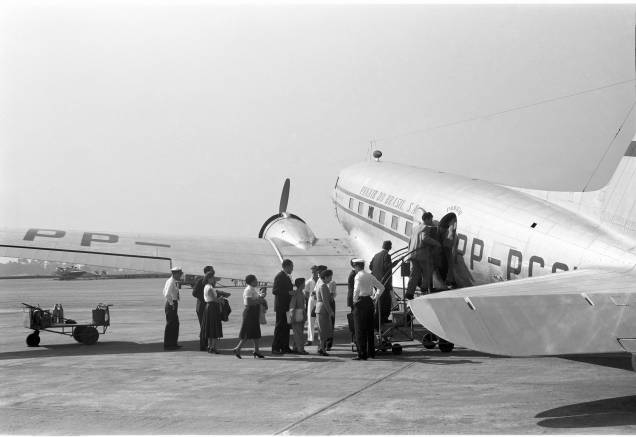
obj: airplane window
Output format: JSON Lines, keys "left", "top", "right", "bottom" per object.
{"left": 358, "top": 201, "right": 364, "bottom": 215}
{"left": 367, "top": 206, "right": 374, "bottom": 219}
{"left": 391, "top": 215, "right": 399, "bottom": 230}
{"left": 379, "top": 210, "right": 386, "bottom": 225}
{"left": 405, "top": 221, "right": 413, "bottom": 236}
{"left": 348, "top": 198, "right": 354, "bottom": 209}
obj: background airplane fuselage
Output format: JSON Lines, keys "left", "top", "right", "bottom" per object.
{"left": 334, "top": 160, "right": 636, "bottom": 289}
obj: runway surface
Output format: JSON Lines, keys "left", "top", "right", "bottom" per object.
{"left": 1, "top": 278, "right": 636, "bottom": 434}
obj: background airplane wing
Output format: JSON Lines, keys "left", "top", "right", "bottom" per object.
{"left": 408, "top": 267, "right": 636, "bottom": 356}
{"left": 0, "top": 227, "right": 356, "bottom": 285}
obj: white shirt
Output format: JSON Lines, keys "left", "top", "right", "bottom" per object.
{"left": 163, "top": 277, "right": 180, "bottom": 303}
{"left": 353, "top": 271, "right": 384, "bottom": 304}
{"left": 314, "top": 278, "right": 337, "bottom": 299}
{"left": 204, "top": 284, "right": 218, "bottom": 303}
{"left": 243, "top": 285, "right": 259, "bottom": 306}
{"left": 304, "top": 277, "right": 317, "bottom": 298}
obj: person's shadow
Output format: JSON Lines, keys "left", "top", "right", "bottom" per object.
{"left": 536, "top": 395, "right": 636, "bottom": 428}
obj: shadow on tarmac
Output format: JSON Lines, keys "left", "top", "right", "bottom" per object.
{"left": 536, "top": 395, "right": 636, "bottom": 428}
{"left": 560, "top": 353, "right": 634, "bottom": 371}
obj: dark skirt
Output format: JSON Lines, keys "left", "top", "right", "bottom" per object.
{"left": 239, "top": 304, "right": 261, "bottom": 340}
{"left": 202, "top": 301, "right": 223, "bottom": 339}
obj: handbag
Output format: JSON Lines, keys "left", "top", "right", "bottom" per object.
{"left": 293, "top": 308, "right": 304, "bottom": 323}
{"left": 259, "top": 308, "right": 267, "bottom": 325}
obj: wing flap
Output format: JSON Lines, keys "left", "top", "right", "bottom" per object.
{"left": 408, "top": 268, "right": 636, "bottom": 356}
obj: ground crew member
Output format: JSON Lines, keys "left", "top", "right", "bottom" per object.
{"left": 163, "top": 266, "right": 182, "bottom": 350}
{"left": 352, "top": 259, "right": 384, "bottom": 360}
{"left": 406, "top": 212, "right": 441, "bottom": 299}
{"left": 370, "top": 240, "right": 393, "bottom": 324}
{"left": 272, "top": 259, "right": 294, "bottom": 354}
{"left": 192, "top": 265, "right": 214, "bottom": 350}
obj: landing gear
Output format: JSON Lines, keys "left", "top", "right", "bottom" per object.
{"left": 26, "top": 331, "right": 40, "bottom": 347}
{"left": 438, "top": 340, "right": 455, "bottom": 353}
{"left": 422, "top": 332, "right": 454, "bottom": 353}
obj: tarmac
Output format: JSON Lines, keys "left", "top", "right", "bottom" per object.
{"left": 1, "top": 277, "right": 636, "bottom": 435}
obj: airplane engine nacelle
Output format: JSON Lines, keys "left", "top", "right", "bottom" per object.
{"left": 258, "top": 213, "right": 317, "bottom": 250}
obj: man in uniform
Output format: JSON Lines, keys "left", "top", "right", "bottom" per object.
{"left": 192, "top": 265, "right": 214, "bottom": 351}
{"left": 351, "top": 259, "right": 384, "bottom": 360}
{"left": 272, "top": 259, "right": 294, "bottom": 354}
{"left": 370, "top": 240, "right": 393, "bottom": 324}
{"left": 406, "top": 212, "right": 441, "bottom": 299}
{"left": 163, "top": 266, "right": 183, "bottom": 350}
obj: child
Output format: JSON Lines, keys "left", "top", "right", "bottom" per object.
{"left": 258, "top": 287, "right": 268, "bottom": 325}
{"left": 289, "top": 278, "right": 308, "bottom": 354}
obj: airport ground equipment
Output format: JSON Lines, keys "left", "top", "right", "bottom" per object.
{"left": 379, "top": 247, "right": 455, "bottom": 353}
{"left": 22, "top": 302, "right": 111, "bottom": 346}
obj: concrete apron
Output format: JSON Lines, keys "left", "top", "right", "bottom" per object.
{"left": 1, "top": 278, "right": 636, "bottom": 434}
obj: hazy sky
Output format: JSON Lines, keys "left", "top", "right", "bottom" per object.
{"left": 2, "top": 2, "right": 635, "bottom": 239}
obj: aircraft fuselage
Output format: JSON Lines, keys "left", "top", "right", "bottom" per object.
{"left": 334, "top": 160, "right": 636, "bottom": 289}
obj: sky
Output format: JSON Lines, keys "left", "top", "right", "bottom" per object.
{"left": 1, "top": 2, "right": 635, "bottom": 239}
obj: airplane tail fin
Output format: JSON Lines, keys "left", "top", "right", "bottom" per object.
{"left": 597, "top": 143, "right": 636, "bottom": 238}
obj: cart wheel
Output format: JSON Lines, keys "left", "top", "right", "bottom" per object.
{"left": 439, "top": 340, "right": 454, "bottom": 353}
{"left": 391, "top": 343, "right": 403, "bottom": 355}
{"left": 79, "top": 327, "right": 99, "bottom": 345}
{"left": 72, "top": 326, "right": 86, "bottom": 343}
{"left": 26, "top": 332, "right": 40, "bottom": 347}
{"left": 422, "top": 333, "right": 436, "bottom": 349}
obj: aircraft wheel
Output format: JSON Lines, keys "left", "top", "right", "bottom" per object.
{"left": 26, "top": 331, "right": 40, "bottom": 347}
{"left": 439, "top": 340, "right": 454, "bottom": 353}
{"left": 391, "top": 343, "right": 403, "bottom": 355}
{"left": 79, "top": 327, "right": 99, "bottom": 345}
{"left": 72, "top": 326, "right": 86, "bottom": 343}
{"left": 422, "top": 333, "right": 437, "bottom": 349}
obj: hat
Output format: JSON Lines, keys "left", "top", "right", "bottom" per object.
{"left": 310, "top": 265, "right": 319, "bottom": 272}
{"left": 170, "top": 266, "right": 183, "bottom": 272}
{"left": 352, "top": 258, "right": 365, "bottom": 264}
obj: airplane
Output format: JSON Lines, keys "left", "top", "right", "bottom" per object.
{"left": 2, "top": 7, "right": 636, "bottom": 366}
{"left": 1, "top": 135, "right": 635, "bottom": 362}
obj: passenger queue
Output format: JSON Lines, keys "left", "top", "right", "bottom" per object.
{"left": 161, "top": 212, "right": 443, "bottom": 358}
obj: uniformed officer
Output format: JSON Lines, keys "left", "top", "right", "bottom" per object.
{"left": 163, "top": 266, "right": 183, "bottom": 350}
{"left": 406, "top": 212, "right": 441, "bottom": 299}
{"left": 351, "top": 259, "right": 384, "bottom": 360}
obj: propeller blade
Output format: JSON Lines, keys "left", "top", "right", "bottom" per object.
{"left": 279, "top": 178, "right": 290, "bottom": 214}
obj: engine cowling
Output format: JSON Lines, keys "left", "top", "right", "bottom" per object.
{"left": 258, "top": 213, "right": 316, "bottom": 250}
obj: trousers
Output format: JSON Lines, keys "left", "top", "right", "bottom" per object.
{"left": 306, "top": 295, "right": 318, "bottom": 342}
{"left": 272, "top": 310, "right": 290, "bottom": 352}
{"left": 406, "top": 258, "right": 433, "bottom": 298}
{"left": 164, "top": 301, "right": 180, "bottom": 347}
{"left": 353, "top": 296, "right": 375, "bottom": 359}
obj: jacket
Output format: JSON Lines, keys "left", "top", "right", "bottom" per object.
{"left": 272, "top": 271, "right": 293, "bottom": 313}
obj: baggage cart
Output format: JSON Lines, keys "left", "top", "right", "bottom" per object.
{"left": 22, "top": 302, "right": 112, "bottom": 347}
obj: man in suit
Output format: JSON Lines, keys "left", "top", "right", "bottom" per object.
{"left": 272, "top": 259, "right": 294, "bottom": 354}
{"left": 192, "top": 265, "right": 214, "bottom": 351}
{"left": 370, "top": 240, "right": 393, "bottom": 324}
{"left": 406, "top": 212, "right": 441, "bottom": 299}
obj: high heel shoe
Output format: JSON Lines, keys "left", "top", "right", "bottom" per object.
{"left": 253, "top": 352, "right": 265, "bottom": 359}
{"left": 233, "top": 348, "right": 242, "bottom": 359}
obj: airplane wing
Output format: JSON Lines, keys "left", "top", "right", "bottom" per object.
{"left": 408, "top": 267, "right": 636, "bottom": 356}
{"left": 0, "top": 227, "right": 356, "bottom": 285}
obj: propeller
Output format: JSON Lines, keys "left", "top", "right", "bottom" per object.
{"left": 279, "top": 178, "right": 290, "bottom": 214}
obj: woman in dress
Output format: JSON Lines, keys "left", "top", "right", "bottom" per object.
{"left": 202, "top": 271, "right": 223, "bottom": 354}
{"left": 232, "top": 274, "right": 265, "bottom": 359}
{"left": 315, "top": 269, "right": 334, "bottom": 356}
